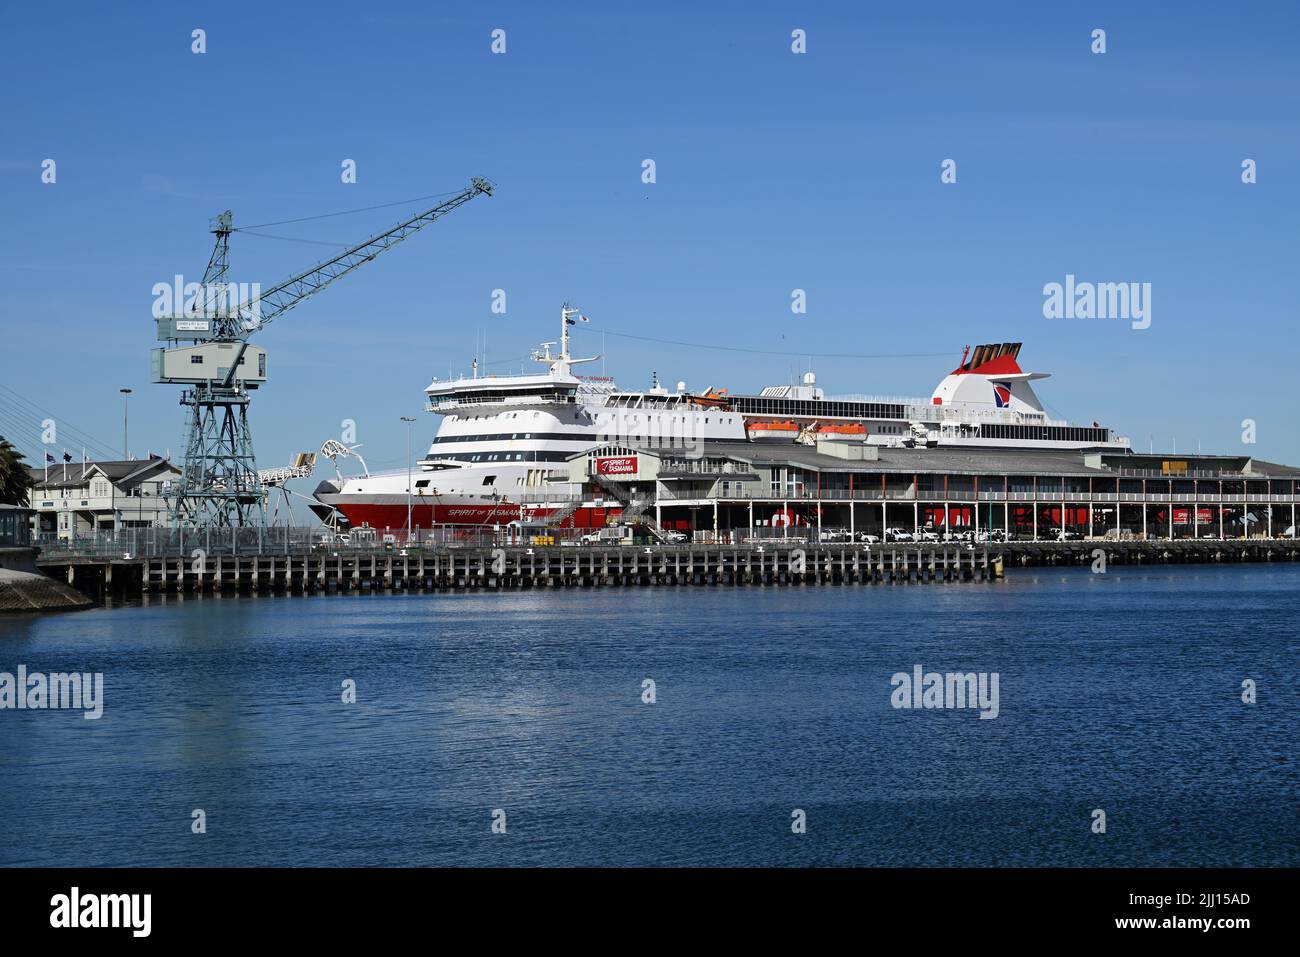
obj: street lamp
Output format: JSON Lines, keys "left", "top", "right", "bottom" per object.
{"left": 401, "top": 416, "right": 416, "bottom": 541}
{"left": 119, "top": 389, "right": 132, "bottom": 460}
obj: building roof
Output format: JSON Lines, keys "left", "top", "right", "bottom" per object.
{"left": 1236, "top": 458, "right": 1300, "bottom": 478}
{"left": 27, "top": 457, "right": 179, "bottom": 492}
{"left": 659, "top": 442, "right": 1300, "bottom": 479}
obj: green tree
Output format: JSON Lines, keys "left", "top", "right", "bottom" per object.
{"left": 0, "top": 436, "right": 34, "bottom": 506}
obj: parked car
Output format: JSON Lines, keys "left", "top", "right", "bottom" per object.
{"left": 885, "top": 528, "right": 913, "bottom": 542}
{"left": 856, "top": 532, "right": 881, "bottom": 545}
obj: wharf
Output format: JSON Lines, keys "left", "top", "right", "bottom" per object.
{"left": 32, "top": 538, "right": 1300, "bottom": 600}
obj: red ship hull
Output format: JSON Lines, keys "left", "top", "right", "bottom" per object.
{"left": 332, "top": 501, "right": 621, "bottom": 531}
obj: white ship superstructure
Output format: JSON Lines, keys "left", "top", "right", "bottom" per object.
{"left": 312, "top": 308, "right": 1128, "bottom": 531}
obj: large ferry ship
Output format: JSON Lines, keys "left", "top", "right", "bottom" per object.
{"left": 311, "top": 305, "right": 1129, "bottom": 531}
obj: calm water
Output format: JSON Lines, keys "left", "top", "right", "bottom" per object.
{"left": 0, "top": 566, "right": 1296, "bottom": 867}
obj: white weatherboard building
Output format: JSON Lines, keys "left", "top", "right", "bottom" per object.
{"left": 26, "top": 457, "right": 181, "bottom": 539}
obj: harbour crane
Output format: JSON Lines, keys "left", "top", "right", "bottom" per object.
{"left": 152, "top": 177, "right": 494, "bottom": 527}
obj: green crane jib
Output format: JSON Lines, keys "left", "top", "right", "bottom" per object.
{"left": 152, "top": 177, "right": 494, "bottom": 527}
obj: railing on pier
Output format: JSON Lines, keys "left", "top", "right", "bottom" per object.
{"left": 650, "top": 487, "right": 1300, "bottom": 505}
{"left": 33, "top": 525, "right": 538, "bottom": 559}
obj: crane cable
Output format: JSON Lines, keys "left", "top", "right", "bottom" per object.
{"left": 581, "top": 325, "right": 952, "bottom": 361}
{"left": 231, "top": 189, "right": 464, "bottom": 232}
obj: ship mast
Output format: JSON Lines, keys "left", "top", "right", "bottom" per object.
{"left": 532, "top": 302, "right": 600, "bottom": 374}
{"left": 561, "top": 302, "right": 576, "bottom": 360}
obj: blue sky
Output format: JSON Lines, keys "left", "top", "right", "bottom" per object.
{"left": 2, "top": 0, "right": 1298, "bottom": 478}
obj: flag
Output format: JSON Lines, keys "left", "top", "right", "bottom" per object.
{"left": 45, "top": 452, "right": 54, "bottom": 463}
{"left": 62, "top": 451, "right": 72, "bottom": 463}
{"left": 579, "top": 314, "right": 589, "bottom": 322}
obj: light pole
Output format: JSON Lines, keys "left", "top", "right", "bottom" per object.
{"left": 119, "top": 388, "right": 132, "bottom": 460}
{"left": 401, "top": 416, "right": 416, "bottom": 541}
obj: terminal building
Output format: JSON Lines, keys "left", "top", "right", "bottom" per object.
{"left": 566, "top": 440, "right": 1300, "bottom": 541}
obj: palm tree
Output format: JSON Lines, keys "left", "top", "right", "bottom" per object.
{"left": 0, "top": 435, "right": 33, "bottom": 506}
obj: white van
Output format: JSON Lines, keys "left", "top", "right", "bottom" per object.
{"left": 580, "top": 526, "right": 634, "bottom": 545}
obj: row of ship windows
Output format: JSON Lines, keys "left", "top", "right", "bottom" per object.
{"left": 429, "top": 451, "right": 571, "bottom": 463}
{"left": 981, "top": 425, "right": 1111, "bottom": 442}
{"left": 730, "top": 397, "right": 908, "bottom": 419}
{"left": 418, "top": 474, "right": 555, "bottom": 488}
{"left": 440, "top": 404, "right": 1106, "bottom": 441}
{"left": 437, "top": 390, "right": 576, "bottom": 403}
{"left": 448, "top": 410, "right": 583, "bottom": 422}
{"left": 433, "top": 432, "right": 589, "bottom": 443}
{"left": 449, "top": 413, "right": 736, "bottom": 425}
{"left": 432, "top": 425, "right": 1104, "bottom": 445}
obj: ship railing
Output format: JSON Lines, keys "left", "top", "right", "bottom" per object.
{"left": 906, "top": 405, "right": 1071, "bottom": 427}
{"left": 787, "top": 393, "right": 1101, "bottom": 429}
{"left": 426, "top": 394, "right": 580, "bottom": 412}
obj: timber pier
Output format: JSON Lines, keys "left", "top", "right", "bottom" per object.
{"left": 33, "top": 538, "right": 1300, "bottom": 601}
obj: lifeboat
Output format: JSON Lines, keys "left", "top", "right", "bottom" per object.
{"left": 746, "top": 420, "right": 800, "bottom": 441}
{"left": 816, "top": 422, "right": 867, "bottom": 439}
{"left": 688, "top": 387, "right": 731, "bottom": 409}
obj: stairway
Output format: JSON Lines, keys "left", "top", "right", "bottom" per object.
{"left": 519, "top": 497, "right": 582, "bottom": 528}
